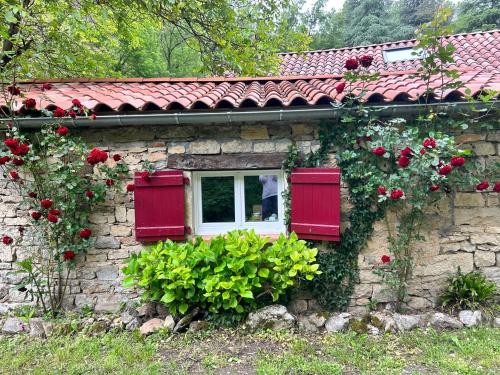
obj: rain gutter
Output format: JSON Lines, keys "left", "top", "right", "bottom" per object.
{"left": 2, "top": 101, "right": 497, "bottom": 129}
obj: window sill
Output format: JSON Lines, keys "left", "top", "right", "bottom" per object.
{"left": 195, "top": 233, "right": 285, "bottom": 242}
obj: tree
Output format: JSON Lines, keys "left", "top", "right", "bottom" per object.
{"left": 0, "top": 0, "right": 309, "bottom": 79}
{"left": 342, "top": 0, "right": 397, "bottom": 47}
{"left": 391, "top": 0, "right": 445, "bottom": 40}
{"left": 454, "top": 0, "right": 500, "bottom": 32}
{"left": 305, "top": 0, "right": 345, "bottom": 49}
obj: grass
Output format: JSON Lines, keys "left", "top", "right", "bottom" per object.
{"left": 0, "top": 327, "right": 498, "bottom": 374}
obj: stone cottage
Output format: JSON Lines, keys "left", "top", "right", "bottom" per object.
{"left": 1, "top": 30, "right": 499, "bottom": 314}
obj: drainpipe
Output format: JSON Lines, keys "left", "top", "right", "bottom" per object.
{"left": 1, "top": 101, "right": 497, "bottom": 129}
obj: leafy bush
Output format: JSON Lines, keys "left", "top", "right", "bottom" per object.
{"left": 439, "top": 269, "right": 497, "bottom": 312}
{"left": 122, "top": 230, "right": 320, "bottom": 316}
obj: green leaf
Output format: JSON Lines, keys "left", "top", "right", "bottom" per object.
{"left": 178, "top": 303, "right": 189, "bottom": 315}
{"left": 258, "top": 268, "right": 269, "bottom": 278}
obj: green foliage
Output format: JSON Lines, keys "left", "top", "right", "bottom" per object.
{"left": 439, "top": 269, "right": 497, "bottom": 312}
{"left": 123, "top": 230, "right": 320, "bottom": 317}
{"left": 454, "top": 0, "right": 500, "bottom": 33}
{"left": 0, "top": 0, "right": 310, "bottom": 79}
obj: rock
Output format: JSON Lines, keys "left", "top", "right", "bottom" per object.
{"left": 325, "top": 313, "right": 351, "bottom": 333}
{"left": 136, "top": 302, "right": 157, "bottom": 318}
{"left": 246, "top": 305, "right": 296, "bottom": 330}
{"left": 189, "top": 320, "right": 210, "bottom": 333}
{"left": 297, "top": 313, "right": 327, "bottom": 333}
{"left": 371, "top": 312, "right": 397, "bottom": 333}
{"left": 367, "top": 324, "right": 380, "bottom": 335}
{"left": 126, "top": 318, "right": 140, "bottom": 331}
{"left": 85, "top": 321, "right": 108, "bottom": 336}
{"left": 2, "top": 317, "right": 28, "bottom": 334}
{"left": 139, "top": 318, "right": 163, "bottom": 336}
{"left": 96, "top": 266, "right": 118, "bottom": 281}
{"left": 111, "top": 317, "right": 124, "bottom": 330}
{"left": 156, "top": 304, "right": 169, "bottom": 319}
{"left": 458, "top": 310, "right": 482, "bottom": 327}
{"left": 120, "top": 310, "right": 135, "bottom": 325}
{"left": 429, "top": 312, "right": 463, "bottom": 330}
{"left": 94, "top": 236, "right": 121, "bottom": 249}
{"left": 42, "top": 321, "right": 54, "bottom": 337}
{"left": 29, "top": 318, "right": 46, "bottom": 338}
{"left": 494, "top": 317, "right": 500, "bottom": 328}
{"left": 288, "top": 299, "right": 308, "bottom": 314}
{"left": 163, "top": 315, "right": 175, "bottom": 332}
{"left": 393, "top": 314, "right": 423, "bottom": 331}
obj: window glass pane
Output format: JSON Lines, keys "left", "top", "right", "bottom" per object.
{"left": 201, "top": 176, "right": 235, "bottom": 223}
{"left": 244, "top": 175, "right": 279, "bottom": 222}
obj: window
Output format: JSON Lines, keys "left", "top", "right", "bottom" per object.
{"left": 383, "top": 47, "right": 424, "bottom": 63}
{"left": 193, "top": 170, "right": 285, "bottom": 235}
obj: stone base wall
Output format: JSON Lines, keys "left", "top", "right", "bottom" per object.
{"left": 0, "top": 122, "right": 498, "bottom": 315}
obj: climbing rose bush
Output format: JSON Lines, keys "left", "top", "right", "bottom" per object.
{"left": 0, "top": 85, "right": 129, "bottom": 315}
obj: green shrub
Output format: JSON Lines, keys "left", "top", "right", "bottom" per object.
{"left": 439, "top": 269, "right": 497, "bottom": 312}
{"left": 122, "top": 230, "right": 320, "bottom": 316}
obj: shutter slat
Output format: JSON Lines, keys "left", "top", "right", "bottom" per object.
{"left": 134, "top": 170, "right": 185, "bottom": 241}
{"left": 290, "top": 167, "right": 341, "bottom": 242}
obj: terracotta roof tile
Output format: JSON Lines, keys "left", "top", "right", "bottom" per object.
{"left": 1, "top": 30, "right": 498, "bottom": 114}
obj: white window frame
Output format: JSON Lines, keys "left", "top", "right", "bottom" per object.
{"left": 193, "top": 169, "right": 286, "bottom": 235}
{"left": 383, "top": 47, "right": 424, "bottom": 63}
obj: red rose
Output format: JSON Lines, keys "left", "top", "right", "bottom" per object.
{"left": 106, "top": 179, "right": 114, "bottom": 186}
{"left": 49, "top": 209, "right": 60, "bottom": 216}
{"left": 390, "top": 189, "right": 404, "bottom": 200}
{"left": 398, "top": 156, "right": 410, "bottom": 168}
{"left": 9, "top": 171, "right": 19, "bottom": 180}
{"left": 23, "top": 98, "right": 37, "bottom": 109}
{"left": 79, "top": 228, "right": 92, "bottom": 239}
{"left": 7, "top": 85, "right": 21, "bottom": 96}
{"left": 381, "top": 255, "right": 391, "bottom": 264}
{"left": 53, "top": 107, "right": 66, "bottom": 118}
{"left": 31, "top": 211, "right": 42, "bottom": 220}
{"left": 439, "top": 164, "right": 453, "bottom": 176}
{"left": 41, "top": 83, "right": 53, "bottom": 91}
{"left": 28, "top": 192, "right": 37, "bottom": 198}
{"left": 12, "top": 158, "right": 24, "bottom": 166}
{"left": 372, "top": 146, "right": 386, "bottom": 156}
{"left": 112, "top": 154, "right": 121, "bottom": 162}
{"left": 493, "top": 182, "right": 500, "bottom": 192}
{"left": 126, "top": 183, "right": 135, "bottom": 192}
{"left": 400, "top": 147, "right": 413, "bottom": 158}
{"left": 450, "top": 156, "right": 465, "bottom": 167}
{"left": 377, "top": 186, "right": 387, "bottom": 195}
{"left": 11, "top": 143, "right": 30, "bottom": 156}
{"left": 2, "top": 235, "right": 13, "bottom": 245}
{"left": 85, "top": 191, "right": 94, "bottom": 198}
{"left": 86, "top": 148, "right": 108, "bottom": 165}
{"left": 47, "top": 213, "right": 59, "bottom": 223}
{"left": 335, "top": 82, "right": 346, "bottom": 94}
{"left": 56, "top": 126, "right": 69, "bottom": 136}
{"left": 476, "top": 181, "right": 489, "bottom": 191}
{"left": 359, "top": 55, "right": 373, "bottom": 68}
{"left": 430, "top": 184, "right": 440, "bottom": 191}
{"left": 345, "top": 58, "right": 359, "bottom": 70}
{"left": 40, "top": 199, "right": 53, "bottom": 209}
{"left": 4, "top": 138, "right": 19, "bottom": 149}
{"left": 68, "top": 110, "right": 77, "bottom": 118}
{"left": 419, "top": 148, "right": 426, "bottom": 155}
{"left": 0, "top": 156, "right": 10, "bottom": 164}
{"left": 90, "top": 113, "right": 97, "bottom": 120}
{"left": 71, "top": 99, "right": 82, "bottom": 107}
{"left": 423, "top": 137, "right": 437, "bottom": 149}
{"left": 139, "top": 171, "right": 150, "bottom": 181}
{"left": 63, "top": 250, "right": 76, "bottom": 261}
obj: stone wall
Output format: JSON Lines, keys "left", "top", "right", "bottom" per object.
{"left": 0, "top": 122, "right": 498, "bottom": 315}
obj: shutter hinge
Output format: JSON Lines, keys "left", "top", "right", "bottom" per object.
{"left": 185, "top": 226, "right": 192, "bottom": 234}
{"left": 183, "top": 177, "right": 190, "bottom": 185}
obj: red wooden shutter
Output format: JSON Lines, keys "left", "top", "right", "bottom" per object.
{"left": 290, "top": 168, "right": 341, "bottom": 241}
{"left": 134, "top": 170, "right": 186, "bottom": 241}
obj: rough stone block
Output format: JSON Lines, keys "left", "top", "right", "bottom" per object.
{"left": 115, "top": 206, "right": 127, "bottom": 223}
{"left": 94, "top": 294, "right": 122, "bottom": 313}
{"left": 454, "top": 193, "right": 485, "bottom": 207}
{"left": 455, "top": 208, "right": 500, "bottom": 226}
{"left": 221, "top": 140, "right": 252, "bottom": 153}
{"left": 454, "top": 133, "right": 485, "bottom": 143}
{"left": 241, "top": 125, "right": 269, "bottom": 140}
{"left": 413, "top": 252, "right": 474, "bottom": 277}
{"left": 95, "top": 236, "right": 120, "bottom": 249}
{"left": 96, "top": 265, "right": 118, "bottom": 281}
{"left": 111, "top": 225, "right": 132, "bottom": 237}
{"left": 473, "top": 142, "right": 496, "bottom": 156}
{"left": 253, "top": 141, "right": 276, "bottom": 153}
{"left": 188, "top": 140, "right": 220, "bottom": 154}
